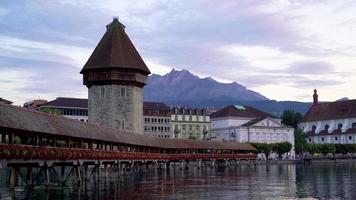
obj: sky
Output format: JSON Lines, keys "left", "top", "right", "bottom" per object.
{"left": 0, "top": 0, "right": 356, "bottom": 105}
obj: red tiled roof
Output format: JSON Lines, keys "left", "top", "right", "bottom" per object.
{"left": 300, "top": 99, "right": 356, "bottom": 122}
{"left": 80, "top": 18, "right": 150, "bottom": 74}
{"left": 211, "top": 105, "right": 276, "bottom": 119}
{"left": 0, "top": 103, "right": 255, "bottom": 151}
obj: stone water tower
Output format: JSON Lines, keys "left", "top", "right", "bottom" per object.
{"left": 80, "top": 18, "right": 150, "bottom": 134}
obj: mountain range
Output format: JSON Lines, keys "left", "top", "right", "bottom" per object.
{"left": 143, "top": 69, "right": 312, "bottom": 116}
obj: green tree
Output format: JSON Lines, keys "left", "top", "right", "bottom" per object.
{"left": 294, "top": 128, "right": 307, "bottom": 154}
{"left": 249, "top": 143, "right": 273, "bottom": 157}
{"left": 281, "top": 110, "right": 302, "bottom": 128}
{"left": 40, "top": 108, "right": 62, "bottom": 116}
{"left": 274, "top": 142, "right": 292, "bottom": 157}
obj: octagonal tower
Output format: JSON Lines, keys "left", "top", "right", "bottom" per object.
{"left": 80, "top": 18, "right": 150, "bottom": 134}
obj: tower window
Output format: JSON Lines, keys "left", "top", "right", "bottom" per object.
{"left": 121, "top": 88, "right": 126, "bottom": 97}
{"left": 101, "top": 87, "right": 105, "bottom": 98}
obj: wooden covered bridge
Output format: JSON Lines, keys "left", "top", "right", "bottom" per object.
{"left": 0, "top": 103, "right": 256, "bottom": 188}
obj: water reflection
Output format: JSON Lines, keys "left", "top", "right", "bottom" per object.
{"left": 0, "top": 162, "right": 355, "bottom": 199}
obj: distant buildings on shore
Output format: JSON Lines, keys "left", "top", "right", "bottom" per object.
{"left": 210, "top": 105, "right": 295, "bottom": 157}
{"left": 0, "top": 98, "right": 13, "bottom": 105}
{"left": 25, "top": 97, "right": 210, "bottom": 140}
{"left": 298, "top": 90, "right": 356, "bottom": 144}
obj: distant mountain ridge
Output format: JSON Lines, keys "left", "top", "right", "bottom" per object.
{"left": 144, "top": 69, "right": 268, "bottom": 102}
{"left": 143, "top": 69, "right": 312, "bottom": 116}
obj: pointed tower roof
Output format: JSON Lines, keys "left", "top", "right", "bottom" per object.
{"left": 80, "top": 18, "right": 150, "bottom": 74}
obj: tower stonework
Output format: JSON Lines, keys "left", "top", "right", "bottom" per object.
{"left": 81, "top": 18, "right": 150, "bottom": 134}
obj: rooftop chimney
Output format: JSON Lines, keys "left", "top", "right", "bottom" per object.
{"left": 313, "top": 89, "right": 318, "bottom": 105}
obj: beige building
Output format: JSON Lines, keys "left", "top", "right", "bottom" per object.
{"left": 171, "top": 107, "right": 210, "bottom": 140}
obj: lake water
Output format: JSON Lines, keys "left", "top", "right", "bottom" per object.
{"left": 0, "top": 162, "right": 356, "bottom": 199}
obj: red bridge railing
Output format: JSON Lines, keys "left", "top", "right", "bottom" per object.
{"left": 0, "top": 144, "right": 256, "bottom": 161}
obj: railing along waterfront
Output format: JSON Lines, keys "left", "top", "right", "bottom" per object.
{"left": 0, "top": 144, "right": 256, "bottom": 161}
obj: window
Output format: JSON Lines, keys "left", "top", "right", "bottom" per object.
{"left": 321, "top": 137, "right": 324, "bottom": 142}
{"left": 338, "top": 124, "right": 343, "bottom": 130}
{"left": 101, "top": 87, "right": 105, "bottom": 98}
{"left": 121, "top": 88, "right": 126, "bottom": 97}
{"left": 312, "top": 126, "right": 316, "bottom": 132}
{"left": 182, "top": 125, "right": 186, "bottom": 131}
{"left": 189, "top": 125, "right": 193, "bottom": 131}
{"left": 324, "top": 125, "right": 329, "bottom": 131}
{"left": 196, "top": 125, "right": 200, "bottom": 131}
{"left": 352, "top": 123, "right": 356, "bottom": 129}
{"left": 349, "top": 136, "right": 353, "bottom": 140}
{"left": 189, "top": 116, "right": 192, "bottom": 121}
{"left": 335, "top": 136, "right": 338, "bottom": 141}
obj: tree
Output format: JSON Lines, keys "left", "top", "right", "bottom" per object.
{"left": 294, "top": 128, "right": 307, "bottom": 154}
{"left": 281, "top": 110, "right": 302, "bottom": 129}
{"left": 274, "top": 142, "right": 292, "bottom": 157}
{"left": 40, "top": 108, "right": 62, "bottom": 116}
{"left": 249, "top": 143, "right": 273, "bottom": 157}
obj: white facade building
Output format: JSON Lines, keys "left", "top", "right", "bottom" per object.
{"left": 211, "top": 105, "right": 295, "bottom": 157}
{"left": 298, "top": 90, "right": 356, "bottom": 144}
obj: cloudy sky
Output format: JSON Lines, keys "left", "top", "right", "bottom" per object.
{"left": 1, "top": 0, "right": 356, "bottom": 105}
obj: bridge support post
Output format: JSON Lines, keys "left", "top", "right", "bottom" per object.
{"left": 225, "top": 159, "right": 229, "bottom": 168}
{"left": 83, "top": 165, "right": 88, "bottom": 181}
{"left": 95, "top": 163, "right": 100, "bottom": 181}
{"left": 25, "top": 167, "right": 34, "bottom": 189}
{"left": 44, "top": 166, "right": 50, "bottom": 186}
{"left": 59, "top": 165, "right": 66, "bottom": 186}
{"left": 74, "top": 165, "right": 81, "bottom": 185}
{"left": 211, "top": 160, "right": 215, "bottom": 168}
{"left": 9, "top": 167, "right": 18, "bottom": 188}
{"left": 179, "top": 161, "right": 184, "bottom": 170}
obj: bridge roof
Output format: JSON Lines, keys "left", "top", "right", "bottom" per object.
{"left": 0, "top": 104, "right": 255, "bottom": 151}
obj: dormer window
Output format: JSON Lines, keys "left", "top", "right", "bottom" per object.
{"left": 324, "top": 125, "right": 329, "bottom": 131}
{"left": 312, "top": 126, "right": 316, "bottom": 132}
{"left": 352, "top": 123, "right": 356, "bottom": 129}
{"left": 338, "top": 124, "right": 343, "bottom": 130}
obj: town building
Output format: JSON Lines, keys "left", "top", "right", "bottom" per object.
{"left": 0, "top": 98, "right": 13, "bottom": 105}
{"left": 80, "top": 18, "right": 150, "bottom": 134}
{"left": 171, "top": 107, "right": 210, "bottom": 140}
{"left": 143, "top": 102, "right": 171, "bottom": 138}
{"left": 37, "top": 97, "right": 88, "bottom": 122}
{"left": 210, "top": 105, "right": 295, "bottom": 156}
{"left": 35, "top": 97, "right": 174, "bottom": 138}
{"left": 23, "top": 99, "right": 48, "bottom": 109}
{"left": 298, "top": 90, "right": 356, "bottom": 144}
